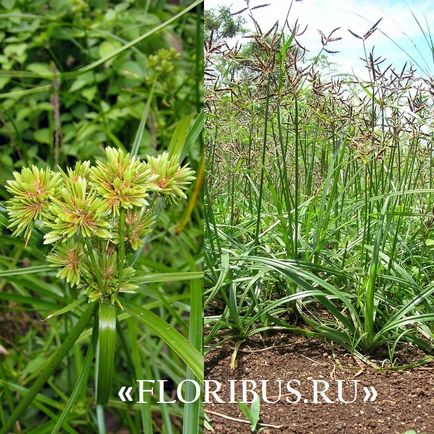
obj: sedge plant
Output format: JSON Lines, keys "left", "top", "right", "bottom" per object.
{"left": 1, "top": 146, "right": 202, "bottom": 434}
{"left": 205, "top": 4, "right": 434, "bottom": 368}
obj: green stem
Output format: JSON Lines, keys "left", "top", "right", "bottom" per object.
{"left": 254, "top": 72, "right": 272, "bottom": 252}
{"left": 294, "top": 95, "right": 299, "bottom": 260}
{"left": 131, "top": 81, "right": 156, "bottom": 157}
{"left": 0, "top": 303, "right": 96, "bottom": 434}
{"left": 85, "top": 239, "right": 104, "bottom": 290}
{"left": 118, "top": 208, "right": 126, "bottom": 284}
{"left": 96, "top": 302, "right": 117, "bottom": 405}
{"left": 96, "top": 404, "right": 107, "bottom": 434}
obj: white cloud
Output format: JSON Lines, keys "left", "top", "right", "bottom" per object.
{"left": 205, "top": 0, "right": 434, "bottom": 78}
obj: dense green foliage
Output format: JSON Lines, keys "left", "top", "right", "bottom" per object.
{"left": 0, "top": 1, "right": 203, "bottom": 433}
{"left": 0, "top": 0, "right": 201, "bottom": 181}
{"left": 205, "top": 8, "right": 434, "bottom": 366}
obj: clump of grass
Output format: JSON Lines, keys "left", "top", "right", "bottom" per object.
{"left": 205, "top": 4, "right": 434, "bottom": 366}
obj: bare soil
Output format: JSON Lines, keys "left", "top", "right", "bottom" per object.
{"left": 205, "top": 333, "right": 434, "bottom": 434}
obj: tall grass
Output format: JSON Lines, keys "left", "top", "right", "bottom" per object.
{"left": 204, "top": 7, "right": 434, "bottom": 365}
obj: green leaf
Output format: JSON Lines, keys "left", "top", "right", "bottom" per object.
{"left": 82, "top": 86, "right": 97, "bottom": 101}
{"left": 45, "top": 297, "right": 85, "bottom": 320}
{"left": 69, "top": 72, "right": 93, "bottom": 92}
{"left": 0, "top": 265, "right": 54, "bottom": 277}
{"left": 181, "top": 110, "right": 204, "bottom": 160}
{"left": 182, "top": 277, "right": 203, "bottom": 434}
{"left": 359, "top": 82, "right": 382, "bottom": 105}
{"left": 250, "top": 394, "right": 260, "bottom": 430}
{"left": 0, "top": 303, "right": 96, "bottom": 434}
{"left": 122, "top": 300, "right": 203, "bottom": 383}
{"left": 96, "top": 302, "right": 116, "bottom": 405}
{"left": 51, "top": 316, "right": 98, "bottom": 434}
{"left": 34, "top": 128, "right": 50, "bottom": 144}
{"left": 238, "top": 394, "right": 260, "bottom": 431}
{"left": 130, "top": 81, "right": 155, "bottom": 157}
{"left": 98, "top": 40, "right": 121, "bottom": 59}
{"left": 135, "top": 271, "right": 203, "bottom": 285}
{"left": 4, "top": 43, "right": 26, "bottom": 58}
{"left": 0, "top": 76, "right": 10, "bottom": 90}
{"left": 21, "top": 355, "right": 48, "bottom": 380}
{"left": 27, "top": 63, "right": 51, "bottom": 74}
{"left": 0, "top": 84, "right": 52, "bottom": 100}
{"left": 168, "top": 115, "right": 194, "bottom": 160}
{"left": 1, "top": 0, "right": 15, "bottom": 10}
{"left": 119, "top": 60, "right": 145, "bottom": 80}
{"left": 238, "top": 402, "right": 252, "bottom": 425}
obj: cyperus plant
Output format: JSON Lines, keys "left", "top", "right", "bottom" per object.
{"left": 6, "top": 147, "right": 194, "bottom": 306}
{"left": 1, "top": 147, "right": 202, "bottom": 434}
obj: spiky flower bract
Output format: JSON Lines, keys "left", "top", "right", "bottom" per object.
{"left": 113, "top": 209, "right": 156, "bottom": 250}
{"left": 90, "top": 147, "right": 155, "bottom": 215}
{"left": 146, "top": 151, "right": 195, "bottom": 202}
{"left": 44, "top": 177, "right": 110, "bottom": 244}
{"left": 47, "top": 240, "right": 84, "bottom": 286}
{"left": 82, "top": 251, "right": 138, "bottom": 306}
{"left": 6, "top": 166, "right": 59, "bottom": 242}
{"left": 59, "top": 160, "right": 91, "bottom": 183}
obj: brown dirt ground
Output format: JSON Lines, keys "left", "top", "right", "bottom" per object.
{"left": 205, "top": 333, "right": 434, "bottom": 434}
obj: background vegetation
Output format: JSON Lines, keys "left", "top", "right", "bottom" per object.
{"left": 0, "top": 1, "right": 203, "bottom": 433}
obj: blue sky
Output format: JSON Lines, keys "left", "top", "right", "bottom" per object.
{"left": 205, "top": 0, "right": 434, "bottom": 78}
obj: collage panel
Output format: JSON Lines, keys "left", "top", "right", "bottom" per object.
{"left": 204, "top": 1, "right": 434, "bottom": 433}
{"left": 0, "top": 1, "right": 203, "bottom": 433}
{"left": 0, "top": 0, "right": 433, "bottom": 433}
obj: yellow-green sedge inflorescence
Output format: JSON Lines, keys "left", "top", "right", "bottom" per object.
{"left": 146, "top": 151, "right": 196, "bottom": 202}
{"left": 5, "top": 147, "right": 195, "bottom": 306}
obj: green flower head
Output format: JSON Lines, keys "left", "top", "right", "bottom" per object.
{"left": 47, "top": 240, "right": 84, "bottom": 286}
{"left": 90, "top": 147, "right": 156, "bottom": 215}
{"left": 59, "top": 160, "right": 92, "bottom": 183}
{"left": 5, "top": 146, "right": 195, "bottom": 305}
{"left": 82, "top": 251, "right": 138, "bottom": 305}
{"left": 146, "top": 152, "right": 195, "bottom": 202}
{"left": 120, "top": 209, "right": 155, "bottom": 251}
{"left": 6, "top": 166, "right": 59, "bottom": 242}
{"left": 44, "top": 177, "right": 111, "bottom": 244}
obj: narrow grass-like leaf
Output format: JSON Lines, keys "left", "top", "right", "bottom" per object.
{"left": 0, "top": 303, "right": 96, "bottom": 434}
{"left": 131, "top": 82, "right": 155, "bottom": 157}
{"left": 168, "top": 115, "right": 194, "bottom": 160}
{"left": 135, "top": 271, "right": 203, "bottom": 285}
{"left": 182, "top": 277, "right": 203, "bottom": 434}
{"left": 51, "top": 316, "right": 98, "bottom": 434}
{"left": 122, "top": 299, "right": 203, "bottom": 383}
{"left": 45, "top": 297, "right": 86, "bottom": 320}
{"left": 96, "top": 302, "right": 117, "bottom": 405}
{"left": 0, "top": 265, "right": 54, "bottom": 277}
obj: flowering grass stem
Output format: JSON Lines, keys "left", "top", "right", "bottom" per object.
{"left": 118, "top": 208, "right": 126, "bottom": 286}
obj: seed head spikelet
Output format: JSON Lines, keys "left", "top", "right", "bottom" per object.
{"left": 146, "top": 151, "right": 195, "bottom": 202}
{"left": 43, "top": 177, "right": 110, "bottom": 244}
{"left": 47, "top": 240, "right": 84, "bottom": 286}
{"left": 6, "top": 166, "right": 59, "bottom": 242}
{"left": 90, "top": 147, "right": 156, "bottom": 215}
